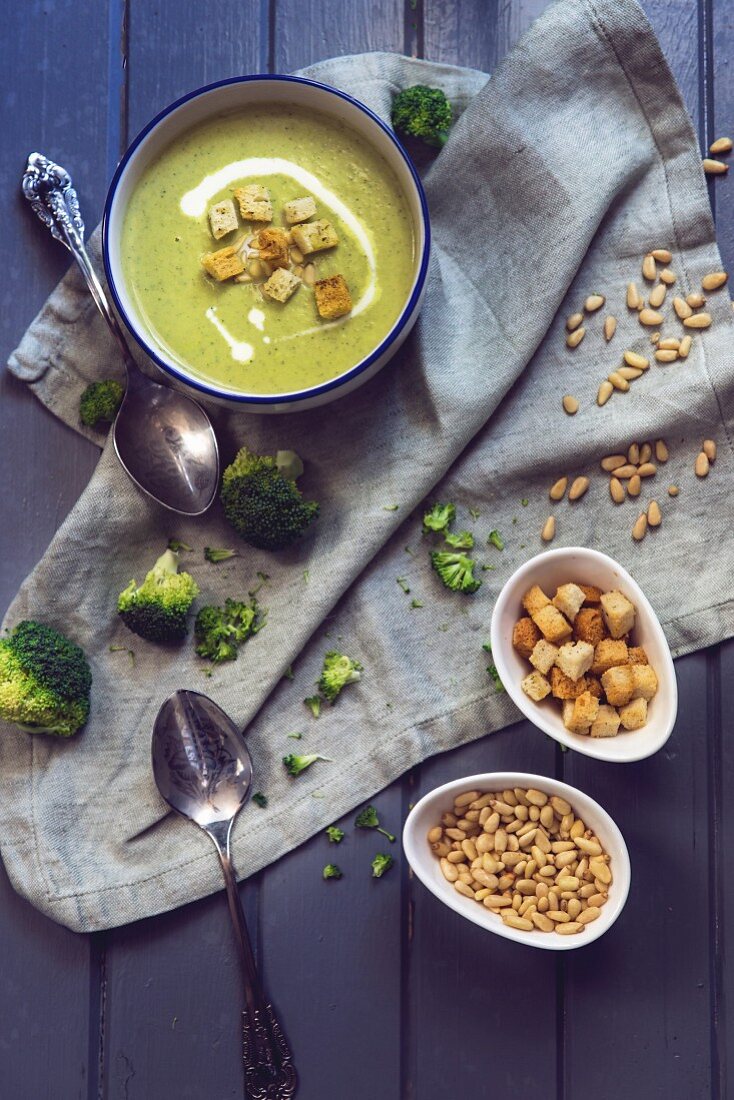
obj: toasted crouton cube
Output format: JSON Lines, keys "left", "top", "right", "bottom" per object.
{"left": 262, "top": 267, "right": 301, "bottom": 303}
{"left": 574, "top": 607, "right": 607, "bottom": 647}
{"left": 550, "top": 666, "right": 589, "bottom": 700}
{"left": 555, "top": 640, "right": 595, "bottom": 682}
{"left": 553, "top": 583, "right": 586, "bottom": 623}
{"left": 586, "top": 675, "right": 603, "bottom": 699}
{"left": 591, "top": 638, "right": 629, "bottom": 677}
{"left": 530, "top": 639, "right": 559, "bottom": 675}
{"left": 283, "top": 196, "right": 317, "bottom": 225}
{"left": 532, "top": 605, "right": 573, "bottom": 645}
{"left": 256, "top": 227, "right": 290, "bottom": 269}
{"left": 619, "top": 697, "right": 648, "bottom": 730}
{"left": 201, "top": 245, "right": 245, "bottom": 282}
{"left": 522, "top": 584, "right": 551, "bottom": 617}
{"left": 314, "top": 275, "right": 352, "bottom": 320}
{"left": 600, "top": 665, "right": 636, "bottom": 707}
{"left": 208, "top": 199, "right": 238, "bottom": 240}
{"left": 291, "top": 218, "right": 339, "bottom": 254}
{"left": 600, "top": 589, "right": 636, "bottom": 639}
{"left": 591, "top": 704, "right": 621, "bottom": 738}
{"left": 628, "top": 646, "right": 649, "bottom": 665}
{"left": 521, "top": 671, "right": 552, "bottom": 702}
{"left": 564, "top": 691, "right": 599, "bottom": 733}
{"left": 578, "top": 583, "right": 603, "bottom": 604}
{"left": 562, "top": 700, "right": 576, "bottom": 728}
{"left": 631, "top": 664, "right": 658, "bottom": 700}
{"left": 234, "top": 183, "right": 272, "bottom": 222}
{"left": 512, "top": 617, "right": 542, "bottom": 660}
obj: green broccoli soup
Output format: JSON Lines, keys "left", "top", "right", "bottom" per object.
{"left": 121, "top": 104, "right": 416, "bottom": 395}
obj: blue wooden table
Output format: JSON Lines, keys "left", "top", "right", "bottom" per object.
{"left": 1, "top": 2, "right": 732, "bottom": 1097}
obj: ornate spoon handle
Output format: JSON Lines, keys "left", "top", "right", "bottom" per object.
{"left": 208, "top": 821, "right": 298, "bottom": 1099}
{"left": 21, "top": 152, "right": 136, "bottom": 371}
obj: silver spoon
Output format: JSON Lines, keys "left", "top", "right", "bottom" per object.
{"left": 21, "top": 153, "right": 219, "bottom": 516}
{"left": 152, "top": 690, "right": 297, "bottom": 1099}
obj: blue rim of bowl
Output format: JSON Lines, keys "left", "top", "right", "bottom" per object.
{"left": 102, "top": 73, "right": 432, "bottom": 407}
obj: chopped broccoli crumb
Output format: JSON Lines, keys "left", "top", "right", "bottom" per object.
{"left": 383, "top": 504, "right": 399, "bottom": 512}
{"left": 355, "top": 805, "right": 396, "bottom": 843}
{"left": 204, "top": 547, "right": 237, "bottom": 563}
{"left": 431, "top": 551, "right": 481, "bottom": 594}
{"left": 469, "top": 508, "right": 481, "bottom": 520}
{"left": 283, "top": 752, "right": 327, "bottom": 777}
{"left": 392, "top": 85, "right": 452, "bottom": 147}
{"left": 371, "top": 853, "right": 395, "bottom": 878}
{"left": 79, "top": 378, "right": 124, "bottom": 430}
{"left": 167, "top": 538, "right": 193, "bottom": 553}
{"left": 286, "top": 731, "right": 303, "bottom": 740}
{"left": 397, "top": 577, "right": 411, "bottom": 594}
{"left": 194, "top": 597, "right": 265, "bottom": 663}
{"left": 323, "top": 863, "right": 343, "bottom": 880}
{"left": 283, "top": 665, "right": 294, "bottom": 681}
{"left": 326, "top": 825, "right": 345, "bottom": 844}
{"left": 275, "top": 450, "right": 304, "bottom": 481}
{"left": 487, "top": 530, "right": 504, "bottom": 550}
{"left": 304, "top": 695, "right": 322, "bottom": 718}
{"left": 423, "top": 502, "right": 456, "bottom": 534}
{"left": 482, "top": 642, "right": 505, "bottom": 693}
{"left": 481, "top": 564, "right": 496, "bottom": 571}
{"left": 252, "top": 791, "right": 268, "bottom": 808}
{"left": 318, "top": 651, "right": 363, "bottom": 704}
{"left": 303, "top": 570, "right": 310, "bottom": 583}
{"left": 444, "top": 530, "right": 474, "bottom": 550}
{"left": 109, "top": 644, "right": 135, "bottom": 667}
{"left": 410, "top": 598, "right": 424, "bottom": 609}
{"left": 521, "top": 498, "right": 529, "bottom": 507}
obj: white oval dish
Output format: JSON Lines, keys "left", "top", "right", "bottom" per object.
{"left": 403, "top": 771, "right": 631, "bottom": 951}
{"left": 490, "top": 547, "right": 677, "bottom": 763}
{"left": 103, "top": 75, "right": 430, "bottom": 413}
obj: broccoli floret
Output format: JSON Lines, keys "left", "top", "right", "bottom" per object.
{"left": 304, "top": 695, "right": 322, "bottom": 718}
{"left": 283, "top": 752, "right": 326, "bottom": 777}
{"left": 423, "top": 502, "right": 456, "bottom": 534}
{"left": 392, "top": 85, "right": 452, "bottom": 147}
{"left": 323, "top": 863, "right": 343, "bottom": 880}
{"left": 118, "top": 549, "right": 199, "bottom": 643}
{"left": 204, "top": 547, "right": 237, "bottom": 563}
{"left": 444, "top": 530, "right": 474, "bottom": 550}
{"left": 431, "top": 551, "right": 481, "bottom": 594}
{"left": 194, "top": 597, "right": 265, "bottom": 663}
{"left": 252, "top": 791, "right": 268, "bottom": 808}
{"left": 371, "top": 853, "right": 395, "bottom": 878}
{"left": 326, "top": 825, "right": 345, "bottom": 844}
{"left": 355, "top": 805, "right": 396, "bottom": 843}
{"left": 0, "top": 621, "right": 92, "bottom": 736}
{"left": 220, "top": 446, "right": 319, "bottom": 551}
{"left": 79, "top": 378, "right": 124, "bottom": 430}
{"left": 318, "top": 650, "right": 363, "bottom": 704}
{"left": 487, "top": 530, "right": 504, "bottom": 551}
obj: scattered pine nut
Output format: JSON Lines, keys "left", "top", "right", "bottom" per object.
{"left": 597, "top": 380, "right": 613, "bottom": 406}
{"left": 642, "top": 254, "right": 657, "bottom": 281}
{"left": 637, "top": 462, "right": 657, "bottom": 477}
{"left": 639, "top": 442, "right": 652, "bottom": 464}
{"left": 626, "top": 282, "right": 642, "bottom": 309}
{"left": 585, "top": 293, "right": 605, "bottom": 312}
{"left": 651, "top": 249, "right": 672, "bottom": 263}
{"left": 601, "top": 454, "right": 627, "bottom": 471}
{"left": 701, "top": 271, "right": 728, "bottom": 291}
{"left": 612, "top": 464, "right": 638, "bottom": 479}
{"left": 658, "top": 337, "right": 680, "bottom": 351}
{"left": 649, "top": 283, "right": 667, "bottom": 308}
{"left": 567, "top": 328, "right": 586, "bottom": 348}
{"left": 624, "top": 350, "right": 649, "bottom": 370}
{"left": 618, "top": 366, "right": 643, "bottom": 380}
{"left": 549, "top": 476, "right": 568, "bottom": 501}
{"left": 678, "top": 334, "right": 693, "bottom": 358}
{"left": 608, "top": 371, "right": 630, "bottom": 392}
{"left": 683, "top": 312, "right": 712, "bottom": 329}
{"left": 566, "top": 312, "right": 584, "bottom": 332}
{"left": 639, "top": 307, "right": 663, "bottom": 326}
{"left": 703, "top": 157, "right": 729, "bottom": 174}
{"left": 562, "top": 395, "right": 579, "bottom": 415}
{"left": 568, "top": 476, "right": 590, "bottom": 501}
{"left": 695, "top": 451, "right": 710, "bottom": 477}
{"left": 609, "top": 477, "right": 625, "bottom": 504}
{"left": 659, "top": 268, "right": 677, "bottom": 285}
{"left": 627, "top": 474, "right": 641, "bottom": 497}
{"left": 668, "top": 485, "right": 679, "bottom": 496}
{"left": 604, "top": 315, "right": 617, "bottom": 341}
{"left": 703, "top": 439, "right": 717, "bottom": 462}
{"left": 655, "top": 349, "right": 678, "bottom": 363}
{"left": 647, "top": 500, "right": 662, "bottom": 527}
{"left": 710, "top": 136, "right": 733, "bottom": 155}
{"left": 541, "top": 516, "right": 556, "bottom": 542}
{"left": 650, "top": 332, "right": 661, "bottom": 344}
{"left": 687, "top": 291, "right": 706, "bottom": 309}
{"left": 655, "top": 439, "right": 669, "bottom": 462}
{"left": 632, "top": 513, "right": 648, "bottom": 541}
{"left": 673, "top": 296, "right": 693, "bottom": 319}
{"left": 627, "top": 443, "right": 640, "bottom": 464}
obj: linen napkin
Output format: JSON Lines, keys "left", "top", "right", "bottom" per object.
{"left": 3, "top": 0, "right": 733, "bottom": 932}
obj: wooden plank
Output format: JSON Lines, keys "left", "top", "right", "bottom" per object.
{"left": 424, "top": 0, "right": 547, "bottom": 69}
{"left": 716, "top": 638, "right": 733, "bottom": 1098}
{"left": 406, "top": 723, "right": 558, "bottom": 1098}
{"left": 711, "top": 0, "right": 734, "bottom": 271}
{"left": 273, "top": 0, "right": 404, "bottom": 73}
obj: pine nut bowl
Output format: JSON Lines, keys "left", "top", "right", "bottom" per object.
{"left": 403, "top": 772, "right": 631, "bottom": 951}
{"left": 490, "top": 548, "right": 678, "bottom": 763}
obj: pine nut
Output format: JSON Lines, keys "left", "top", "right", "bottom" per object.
{"left": 627, "top": 283, "right": 642, "bottom": 309}
{"left": 547, "top": 910, "right": 570, "bottom": 922}
{"left": 608, "top": 372, "right": 630, "bottom": 392}
{"left": 703, "top": 439, "right": 717, "bottom": 462}
{"left": 455, "top": 791, "right": 480, "bottom": 808}
{"left": 585, "top": 293, "right": 605, "bottom": 312}
{"left": 303, "top": 264, "right": 316, "bottom": 287}
{"left": 642, "top": 254, "right": 657, "bottom": 281}
{"left": 627, "top": 443, "right": 640, "bottom": 464}
{"left": 639, "top": 442, "right": 652, "bottom": 463}
{"left": 649, "top": 283, "right": 667, "bottom": 308}
{"left": 501, "top": 911, "right": 534, "bottom": 931}
{"left": 530, "top": 911, "right": 554, "bottom": 932}
{"left": 247, "top": 258, "right": 263, "bottom": 278}
{"left": 289, "top": 247, "right": 304, "bottom": 265}
{"left": 695, "top": 451, "right": 710, "bottom": 477}
{"left": 574, "top": 836, "right": 602, "bottom": 856}
{"left": 627, "top": 475, "right": 640, "bottom": 496}
{"left": 483, "top": 895, "right": 512, "bottom": 908}
{"left": 566, "top": 328, "right": 585, "bottom": 348}
{"left": 484, "top": 811, "right": 500, "bottom": 833}
{"left": 624, "top": 351, "right": 649, "bottom": 370}
{"left": 687, "top": 291, "right": 706, "bottom": 308}
{"left": 541, "top": 516, "right": 556, "bottom": 543}
{"left": 562, "top": 395, "right": 579, "bottom": 415}
{"left": 292, "top": 264, "right": 304, "bottom": 278}
{"left": 613, "top": 464, "right": 637, "bottom": 478}
{"left": 637, "top": 462, "right": 657, "bottom": 477}
{"left": 655, "top": 349, "right": 678, "bottom": 363}
{"left": 549, "top": 476, "right": 568, "bottom": 501}
{"left": 702, "top": 271, "right": 728, "bottom": 291}
{"left": 632, "top": 513, "right": 648, "bottom": 541}
{"left": 618, "top": 366, "right": 642, "bottom": 380}
{"left": 658, "top": 337, "right": 680, "bottom": 350}
{"left": 609, "top": 477, "right": 625, "bottom": 504}
{"left": 578, "top": 906, "right": 601, "bottom": 924}
{"left": 647, "top": 500, "right": 662, "bottom": 527}
{"left": 678, "top": 335, "right": 692, "bottom": 358}
{"left": 567, "top": 898, "right": 582, "bottom": 920}
{"left": 601, "top": 453, "right": 627, "bottom": 471}
{"left": 639, "top": 308, "right": 663, "bottom": 326}
{"left": 454, "top": 880, "right": 475, "bottom": 899}
{"left": 654, "top": 439, "right": 669, "bottom": 463}
{"left": 445, "top": 827, "right": 464, "bottom": 840}
{"left": 651, "top": 249, "right": 672, "bottom": 263}
{"left": 461, "top": 838, "right": 478, "bottom": 861}
{"left": 566, "top": 311, "right": 584, "bottom": 331}
{"left": 659, "top": 268, "right": 677, "bottom": 285}
{"left": 588, "top": 893, "right": 607, "bottom": 908}
{"left": 651, "top": 332, "right": 660, "bottom": 343}
{"left": 556, "top": 922, "right": 584, "bottom": 935}
{"left": 568, "top": 477, "right": 589, "bottom": 502}
{"left": 440, "top": 858, "right": 459, "bottom": 882}
{"left": 668, "top": 485, "right": 680, "bottom": 497}
{"left": 703, "top": 158, "right": 729, "bottom": 174}
{"left": 494, "top": 828, "right": 507, "bottom": 853}
{"left": 590, "top": 858, "right": 612, "bottom": 884}
{"left": 604, "top": 315, "right": 617, "bottom": 341}
{"left": 428, "top": 826, "right": 443, "bottom": 844}
{"left": 673, "top": 296, "right": 693, "bottom": 319}
{"left": 710, "top": 136, "right": 733, "bottom": 154}
{"left": 683, "top": 312, "right": 712, "bottom": 329}
{"left": 597, "top": 381, "right": 614, "bottom": 406}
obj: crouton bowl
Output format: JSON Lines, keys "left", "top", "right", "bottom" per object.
{"left": 490, "top": 548, "right": 677, "bottom": 762}
{"left": 103, "top": 76, "right": 430, "bottom": 412}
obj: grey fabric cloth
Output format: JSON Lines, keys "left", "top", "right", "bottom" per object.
{"left": 3, "top": 0, "right": 733, "bottom": 933}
